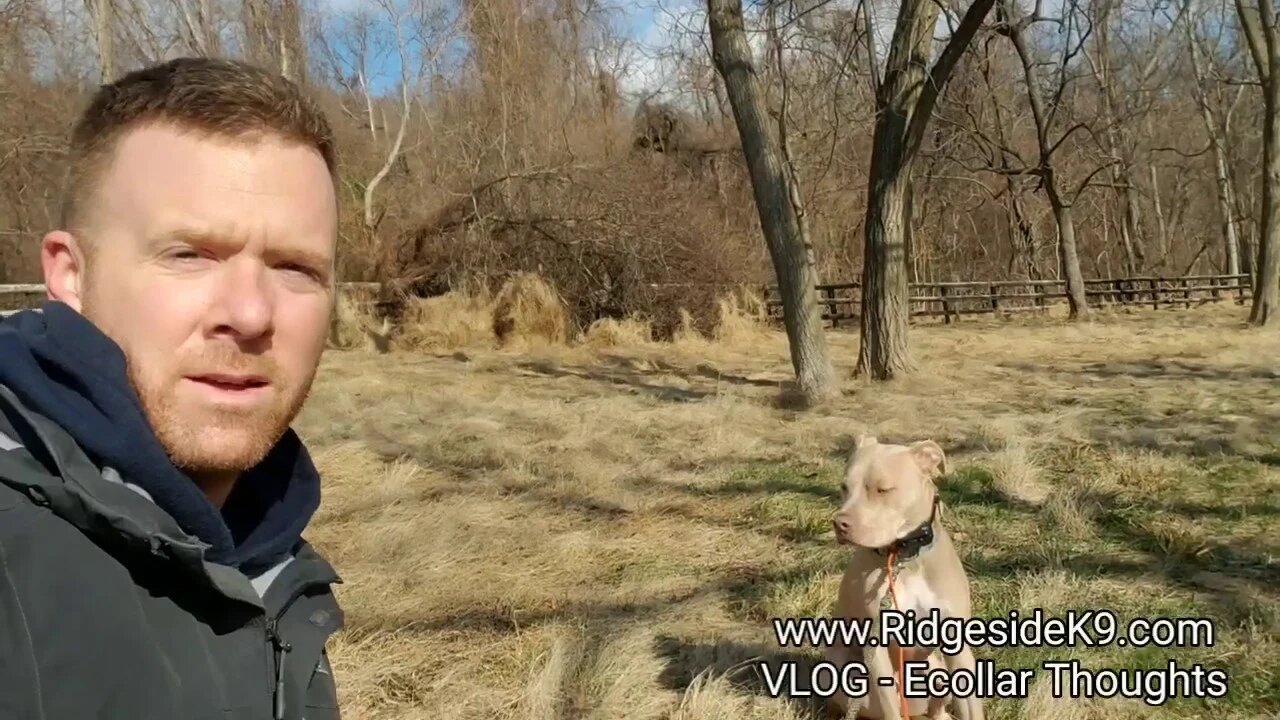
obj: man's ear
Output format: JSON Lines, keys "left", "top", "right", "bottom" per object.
{"left": 910, "top": 440, "right": 948, "bottom": 480}
{"left": 41, "top": 230, "right": 86, "bottom": 312}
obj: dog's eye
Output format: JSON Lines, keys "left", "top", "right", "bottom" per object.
{"left": 875, "top": 486, "right": 892, "bottom": 495}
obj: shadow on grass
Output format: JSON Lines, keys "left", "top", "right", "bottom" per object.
{"left": 596, "top": 353, "right": 789, "bottom": 390}
{"left": 652, "top": 635, "right": 828, "bottom": 717}
{"left": 516, "top": 359, "right": 714, "bottom": 403}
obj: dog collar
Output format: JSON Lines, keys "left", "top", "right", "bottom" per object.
{"left": 874, "top": 494, "right": 940, "bottom": 563}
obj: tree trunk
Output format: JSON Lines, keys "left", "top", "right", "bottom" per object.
{"left": 707, "top": 0, "right": 837, "bottom": 404}
{"left": 86, "top": 0, "right": 115, "bottom": 82}
{"left": 860, "top": 166, "right": 915, "bottom": 377}
{"left": 1186, "top": 29, "right": 1242, "bottom": 275}
{"left": 242, "top": 0, "right": 269, "bottom": 66}
{"left": 1211, "top": 133, "right": 1243, "bottom": 276}
{"left": 278, "top": 0, "right": 305, "bottom": 84}
{"left": 856, "top": 0, "right": 997, "bottom": 380}
{"left": 1236, "top": 0, "right": 1280, "bottom": 324}
{"left": 1046, "top": 182, "right": 1089, "bottom": 316}
{"left": 1252, "top": 76, "right": 1280, "bottom": 323}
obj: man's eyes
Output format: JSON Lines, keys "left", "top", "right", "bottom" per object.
{"left": 163, "top": 248, "right": 320, "bottom": 280}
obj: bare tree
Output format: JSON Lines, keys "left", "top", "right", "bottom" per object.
{"left": 994, "top": 0, "right": 1101, "bottom": 319}
{"left": 856, "top": 0, "right": 998, "bottom": 380}
{"left": 707, "top": 0, "right": 837, "bottom": 405}
{"left": 1183, "top": 7, "right": 1246, "bottom": 276}
{"left": 1081, "top": 0, "right": 1187, "bottom": 275}
{"left": 1235, "top": 0, "right": 1280, "bottom": 324}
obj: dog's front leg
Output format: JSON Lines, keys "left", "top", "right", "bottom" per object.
{"left": 864, "top": 642, "right": 904, "bottom": 720}
{"left": 942, "top": 645, "right": 984, "bottom": 720}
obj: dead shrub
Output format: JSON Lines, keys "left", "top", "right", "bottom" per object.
{"left": 492, "top": 272, "right": 571, "bottom": 348}
{"left": 583, "top": 317, "right": 653, "bottom": 347}
{"left": 396, "top": 292, "right": 496, "bottom": 351}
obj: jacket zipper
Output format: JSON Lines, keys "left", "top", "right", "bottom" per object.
{"left": 265, "top": 616, "right": 292, "bottom": 719}
{"left": 263, "top": 575, "right": 332, "bottom": 720}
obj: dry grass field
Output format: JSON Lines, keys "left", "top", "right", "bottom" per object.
{"left": 297, "top": 290, "right": 1279, "bottom": 720}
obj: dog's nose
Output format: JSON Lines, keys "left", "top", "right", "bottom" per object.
{"left": 833, "top": 516, "right": 850, "bottom": 535}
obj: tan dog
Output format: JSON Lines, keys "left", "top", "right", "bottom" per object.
{"left": 823, "top": 436, "right": 983, "bottom": 720}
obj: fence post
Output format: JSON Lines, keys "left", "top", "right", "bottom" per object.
{"left": 940, "top": 285, "right": 952, "bottom": 324}
{"left": 989, "top": 283, "right": 999, "bottom": 315}
{"left": 1151, "top": 278, "right": 1160, "bottom": 310}
{"left": 825, "top": 287, "right": 839, "bottom": 328}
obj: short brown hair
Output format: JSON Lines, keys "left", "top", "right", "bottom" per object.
{"left": 60, "top": 57, "right": 338, "bottom": 229}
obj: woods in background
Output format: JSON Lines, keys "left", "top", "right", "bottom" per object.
{"left": 1, "top": 0, "right": 1276, "bottom": 371}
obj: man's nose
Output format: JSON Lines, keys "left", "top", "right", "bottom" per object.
{"left": 212, "top": 262, "right": 273, "bottom": 338}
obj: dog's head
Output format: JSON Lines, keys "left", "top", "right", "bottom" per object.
{"left": 832, "top": 435, "right": 947, "bottom": 549}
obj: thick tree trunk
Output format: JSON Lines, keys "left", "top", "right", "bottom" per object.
{"left": 707, "top": 0, "right": 837, "bottom": 404}
{"left": 856, "top": 0, "right": 996, "bottom": 379}
{"left": 856, "top": 0, "right": 936, "bottom": 380}
{"left": 1236, "top": 0, "right": 1280, "bottom": 324}
{"left": 860, "top": 166, "right": 914, "bottom": 377}
{"left": 1251, "top": 77, "right": 1280, "bottom": 324}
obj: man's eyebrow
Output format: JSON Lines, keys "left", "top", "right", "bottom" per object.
{"left": 266, "top": 246, "right": 333, "bottom": 271}
{"left": 152, "top": 228, "right": 332, "bottom": 270}
{"left": 150, "top": 227, "right": 222, "bottom": 247}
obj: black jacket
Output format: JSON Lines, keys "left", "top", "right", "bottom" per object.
{"left": 0, "top": 304, "right": 344, "bottom": 720}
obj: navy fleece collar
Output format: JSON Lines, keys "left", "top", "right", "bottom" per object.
{"left": 0, "top": 300, "right": 320, "bottom": 575}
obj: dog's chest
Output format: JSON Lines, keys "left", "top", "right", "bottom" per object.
{"left": 892, "top": 572, "right": 944, "bottom": 616}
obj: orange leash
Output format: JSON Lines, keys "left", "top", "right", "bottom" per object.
{"left": 885, "top": 549, "right": 911, "bottom": 720}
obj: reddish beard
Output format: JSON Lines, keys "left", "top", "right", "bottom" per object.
{"left": 126, "top": 346, "right": 313, "bottom": 473}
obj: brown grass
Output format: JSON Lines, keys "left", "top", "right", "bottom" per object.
{"left": 297, "top": 299, "right": 1280, "bottom": 720}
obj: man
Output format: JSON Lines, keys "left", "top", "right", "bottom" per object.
{"left": 0, "top": 57, "right": 345, "bottom": 719}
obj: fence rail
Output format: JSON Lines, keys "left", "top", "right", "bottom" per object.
{"left": 761, "top": 274, "right": 1253, "bottom": 327}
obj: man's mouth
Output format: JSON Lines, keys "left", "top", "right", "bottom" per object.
{"left": 188, "top": 373, "right": 270, "bottom": 391}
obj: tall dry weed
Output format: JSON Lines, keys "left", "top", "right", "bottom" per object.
{"left": 492, "top": 272, "right": 573, "bottom": 350}
{"left": 712, "top": 286, "right": 770, "bottom": 344}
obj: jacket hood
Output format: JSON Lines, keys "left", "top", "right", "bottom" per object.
{"left": 0, "top": 300, "right": 321, "bottom": 576}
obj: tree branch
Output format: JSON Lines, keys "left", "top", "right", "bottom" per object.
{"left": 904, "top": 0, "right": 999, "bottom": 157}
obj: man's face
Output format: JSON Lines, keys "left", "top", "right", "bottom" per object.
{"left": 55, "top": 122, "right": 336, "bottom": 474}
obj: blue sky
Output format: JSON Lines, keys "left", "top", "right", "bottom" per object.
{"left": 310, "top": 0, "right": 731, "bottom": 103}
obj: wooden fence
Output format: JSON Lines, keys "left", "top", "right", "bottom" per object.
{"left": 0, "top": 273, "right": 1255, "bottom": 324}
{"left": 0, "top": 281, "right": 388, "bottom": 317}
{"left": 762, "top": 274, "right": 1253, "bottom": 327}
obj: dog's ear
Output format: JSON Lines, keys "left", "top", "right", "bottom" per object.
{"left": 856, "top": 434, "right": 878, "bottom": 449}
{"left": 910, "top": 440, "right": 948, "bottom": 479}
